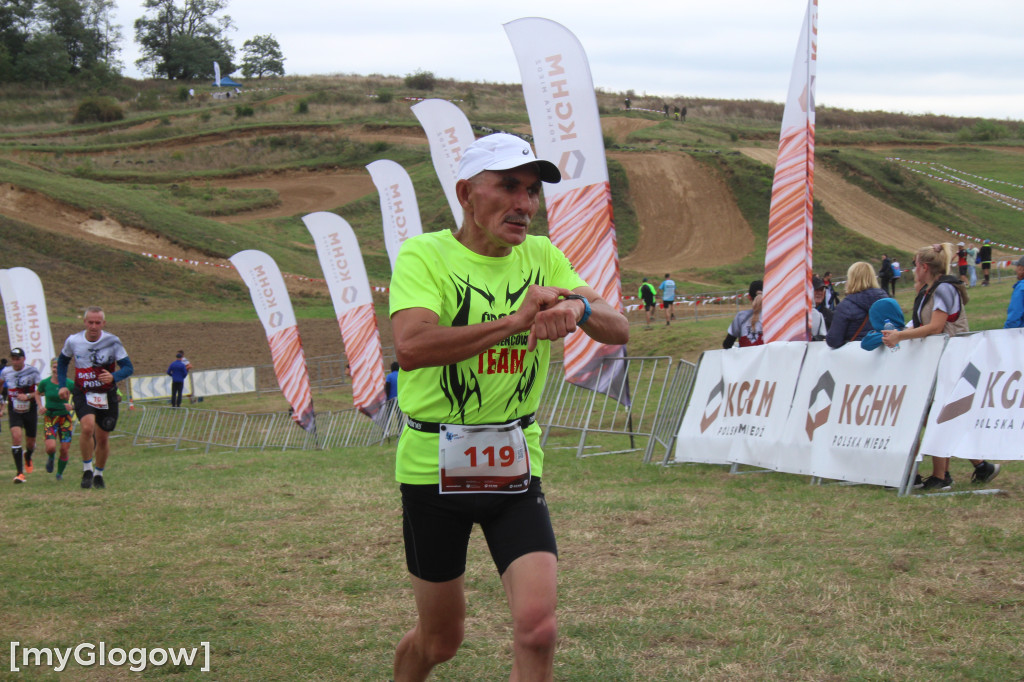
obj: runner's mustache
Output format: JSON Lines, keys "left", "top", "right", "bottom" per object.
{"left": 503, "top": 213, "right": 531, "bottom": 226}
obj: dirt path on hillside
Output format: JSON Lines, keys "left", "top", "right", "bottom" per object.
{"left": 739, "top": 148, "right": 951, "bottom": 253}
{"left": 209, "top": 169, "right": 377, "bottom": 223}
{"left": 611, "top": 152, "right": 755, "bottom": 274}
{"left": 0, "top": 183, "right": 328, "bottom": 296}
{"left": 602, "top": 117, "right": 660, "bottom": 144}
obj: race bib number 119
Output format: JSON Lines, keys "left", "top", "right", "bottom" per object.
{"left": 439, "top": 422, "right": 530, "bottom": 494}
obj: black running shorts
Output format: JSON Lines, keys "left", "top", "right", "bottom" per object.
{"left": 400, "top": 477, "right": 557, "bottom": 582}
{"left": 8, "top": 403, "right": 37, "bottom": 438}
{"left": 72, "top": 389, "right": 120, "bottom": 433}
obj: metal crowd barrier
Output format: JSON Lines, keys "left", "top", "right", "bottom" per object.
{"left": 129, "top": 398, "right": 406, "bottom": 453}
{"left": 537, "top": 356, "right": 693, "bottom": 459}
{"left": 122, "top": 358, "right": 697, "bottom": 460}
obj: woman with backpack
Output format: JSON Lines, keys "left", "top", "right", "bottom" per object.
{"left": 881, "top": 242, "right": 1000, "bottom": 490}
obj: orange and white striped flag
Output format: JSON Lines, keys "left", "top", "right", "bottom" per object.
{"left": 764, "top": 0, "right": 818, "bottom": 343}
{"left": 230, "top": 250, "right": 315, "bottom": 431}
{"left": 506, "top": 17, "right": 630, "bottom": 404}
{"left": 303, "top": 212, "right": 386, "bottom": 416}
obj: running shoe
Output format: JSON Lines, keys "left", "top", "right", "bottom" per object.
{"left": 46, "top": 456, "right": 55, "bottom": 473}
{"left": 25, "top": 459, "right": 33, "bottom": 474}
{"left": 81, "top": 470, "right": 93, "bottom": 489}
{"left": 971, "top": 461, "right": 1001, "bottom": 484}
{"left": 55, "top": 474, "right": 63, "bottom": 481}
{"left": 13, "top": 473, "right": 26, "bottom": 484}
{"left": 92, "top": 474, "right": 105, "bottom": 490}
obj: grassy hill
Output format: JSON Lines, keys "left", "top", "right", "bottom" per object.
{"left": 1, "top": 73, "right": 1022, "bottom": 330}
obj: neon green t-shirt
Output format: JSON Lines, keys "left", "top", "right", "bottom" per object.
{"left": 389, "top": 230, "right": 587, "bottom": 484}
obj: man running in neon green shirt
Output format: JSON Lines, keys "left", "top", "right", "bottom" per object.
{"left": 389, "top": 133, "right": 629, "bottom": 681}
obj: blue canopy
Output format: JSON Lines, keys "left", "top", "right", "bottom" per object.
{"left": 212, "top": 76, "right": 242, "bottom": 87}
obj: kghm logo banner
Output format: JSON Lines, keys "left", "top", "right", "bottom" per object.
{"left": 505, "top": 17, "right": 630, "bottom": 405}
{"left": 0, "top": 267, "right": 56, "bottom": 378}
{"left": 412, "top": 98, "right": 476, "bottom": 228}
{"left": 303, "top": 212, "right": 386, "bottom": 417}
{"left": 367, "top": 160, "right": 424, "bottom": 270}
{"left": 229, "top": 250, "right": 315, "bottom": 431}
{"left": 923, "top": 330, "right": 1024, "bottom": 460}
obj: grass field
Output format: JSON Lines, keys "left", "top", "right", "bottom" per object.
{"left": 2, "top": 431, "right": 1022, "bottom": 680}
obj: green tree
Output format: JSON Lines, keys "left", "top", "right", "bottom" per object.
{"left": 14, "top": 33, "right": 71, "bottom": 86}
{"left": 134, "top": 0, "right": 235, "bottom": 80}
{"left": 240, "top": 33, "right": 284, "bottom": 79}
{"left": 38, "top": 0, "right": 122, "bottom": 75}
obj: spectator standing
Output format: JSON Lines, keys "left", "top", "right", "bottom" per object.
{"left": 966, "top": 242, "right": 979, "bottom": 287}
{"left": 638, "top": 278, "right": 657, "bottom": 328}
{"left": 384, "top": 361, "right": 400, "bottom": 401}
{"left": 978, "top": 239, "right": 993, "bottom": 286}
{"left": 889, "top": 260, "right": 901, "bottom": 296}
{"left": 813, "top": 276, "right": 833, "bottom": 329}
{"left": 624, "top": 96, "right": 630, "bottom": 110}
{"left": 826, "top": 263, "right": 887, "bottom": 348}
{"left": 167, "top": 352, "right": 189, "bottom": 408}
{"left": 658, "top": 274, "right": 677, "bottom": 325}
{"left": 1005, "top": 256, "right": 1024, "bottom": 328}
{"left": 881, "top": 243, "right": 999, "bottom": 489}
{"left": 878, "top": 255, "right": 893, "bottom": 299}
{"left": 723, "top": 280, "right": 764, "bottom": 348}
{"left": 956, "top": 242, "right": 969, "bottom": 285}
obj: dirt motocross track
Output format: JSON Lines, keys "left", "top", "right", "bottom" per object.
{"left": 0, "top": 117, "right": 949, "bottom": 375}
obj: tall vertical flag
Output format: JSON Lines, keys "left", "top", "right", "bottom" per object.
{"left": 505, "top": 18, "right": 630, "bottom": 404}
{"left": 411, "top": 99, "right": 476, "bottom": 227}
{"left": 366, "top": 160, "right": 424, "bottom": 270}
{"left": 302, "top": 212, "right": 386, "bottom": 416}
{"left": 763, "top": 0, "right": 818, "bottom": 343}
{"left": 229, "top": 250, "right": 315, "bottom": 431}
{"left": 0, "top": 268, "right": 55, "bottom": 378}
{"left": 213, "top": 61, "right": 221, "bottom": 87}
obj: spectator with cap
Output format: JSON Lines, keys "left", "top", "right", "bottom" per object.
{"left": 1005, "top": 255, "right": 1024, "bottom": 328}
{"left": 826, "top": 262, "right": 887, "bottom": 348}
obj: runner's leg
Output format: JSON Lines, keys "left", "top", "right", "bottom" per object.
{"left": 393, "top": 575, "right": 466, "bottom": 682}
{"left": 502, "top": 551, "right": 558, "bottom": 682}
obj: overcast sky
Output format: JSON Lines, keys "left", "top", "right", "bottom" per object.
{"left": 113, "top": 0, "right": 1023, "bottom": 120}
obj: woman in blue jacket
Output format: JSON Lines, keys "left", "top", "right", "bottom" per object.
{"left": 826, "top": 262, "right": 887, "bottom": 348}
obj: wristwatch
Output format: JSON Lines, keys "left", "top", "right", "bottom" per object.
{"left": 562, "top": 294, "right": 592, "bottom": 325}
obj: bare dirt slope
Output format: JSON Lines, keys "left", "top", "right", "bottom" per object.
{"left": 739, "top": 148, "right": 950, "bottom": 253}
{"left": 611, "top": 151, "right": 755, "bottom": 274}
{"left": 210, "top": 169, "right": 376, "bottom": 223}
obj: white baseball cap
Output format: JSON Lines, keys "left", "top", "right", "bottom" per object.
{"left": 456, "top": 133, "right": 561, "bottom": 184}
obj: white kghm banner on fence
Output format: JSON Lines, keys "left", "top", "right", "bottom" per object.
{"left": 0, "top": 267, "right": 56, "bottom": 378}
{"left": 411, "top": 98, "right": 475, "bottom": 227}
{"left": 921, "top": 328, "right": 1024, "bottom": 461}
{"left": 302, "top": 212, "right": 386, "bottom": 416}
{"left": 782, "top": 337, "right": 946, "bottom": 487}
{"left": 366, "top": 160, "right": 423, "bottom": 270}
{"left": 674, "top": 343, "right": 806, "bottom": 467}
{"left": 229, "top": 250, "right": 315, "bottom": 431}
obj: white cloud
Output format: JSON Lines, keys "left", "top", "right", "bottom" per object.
{"left": 113, "top": 0, "right": 1024, "bottom": 119}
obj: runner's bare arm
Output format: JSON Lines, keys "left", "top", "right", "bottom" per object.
{"left": 393, "top": 285, "right": 575, "bottom": 370}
